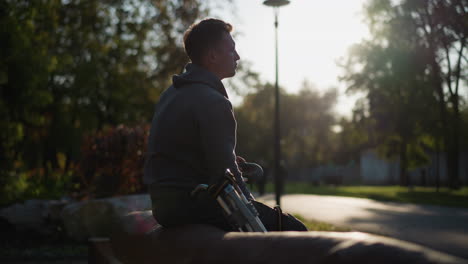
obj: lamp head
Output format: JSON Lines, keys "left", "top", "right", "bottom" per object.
{"left": 263, "top": 0, "right": 290, "bottom": 7}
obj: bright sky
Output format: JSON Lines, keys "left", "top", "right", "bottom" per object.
{"left": 217, "top": 0, "right": 370, "bottom": 117}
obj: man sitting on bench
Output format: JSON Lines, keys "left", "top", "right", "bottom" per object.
{"left": 143, "top": 18, "right": 306, "bottom": 232}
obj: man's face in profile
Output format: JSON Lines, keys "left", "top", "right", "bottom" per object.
{"left": 212, "top": 32, "right": 240, "bottom": 79}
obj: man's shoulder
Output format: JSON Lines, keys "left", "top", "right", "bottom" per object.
{"left": 180, "top": 83, "right": 230, "bottom": 105}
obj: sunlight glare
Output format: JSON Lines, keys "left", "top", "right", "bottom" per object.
{"left": 219, "top": 0, "right": 370, "bottom": 117}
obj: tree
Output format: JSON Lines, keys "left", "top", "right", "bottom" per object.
{"left": 281, "top": 81, "right": 338, "bottom": 168}
{"left": 235, "top": 81, "right": 338, "bottom": 170}
{"left": 402, "top": 0, "right": 467, "bottom": 188}
{"left": 340, "top": 0, "right": 467, "bottom": 186}
{"left": 333, "top": 100, "right": 373, "bottom": 166}
{"left": 0, "top": 0, "right": 225, "bottom": 202}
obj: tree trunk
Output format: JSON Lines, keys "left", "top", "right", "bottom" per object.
{"left": 436, "top": 139, "right": 440, "bottom": 192}
{"left": 450, "top": 94, "right": 460, "bottom": 188}
{"left": 429, "top": 58, "right": 452, "bottom": 188}
{"left": 399, "top": 139, "right": 408, "bottom": 186}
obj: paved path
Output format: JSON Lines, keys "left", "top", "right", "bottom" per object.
{"left": 258, "top": 194, "right": 468, "bottom": 259}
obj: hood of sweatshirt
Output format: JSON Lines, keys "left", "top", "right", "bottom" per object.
{"left": 172, "top": 63, "right": 228, "bottom": 98}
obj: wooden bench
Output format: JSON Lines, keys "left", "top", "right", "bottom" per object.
{"left": 89, "top": 210, "right": 467, "bottom": 264}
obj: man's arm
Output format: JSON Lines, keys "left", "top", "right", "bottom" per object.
{"left": 197, "top": 97, "right": 253, "bottom": 199}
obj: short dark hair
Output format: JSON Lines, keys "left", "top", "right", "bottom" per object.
{"left": 183, "top": 18, "right": 233, "bottom": 64}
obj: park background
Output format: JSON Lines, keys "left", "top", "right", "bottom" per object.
{"left": 1, "top": 0, "right": 467, "bottom": 261}
{"left": 1, "top": 0, "right": 467, "bottom": 204}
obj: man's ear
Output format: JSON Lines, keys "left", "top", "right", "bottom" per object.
{"left": 206, "top": 48, "right": 218, "bottom": 64}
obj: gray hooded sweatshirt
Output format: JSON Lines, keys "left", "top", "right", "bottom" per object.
{"left": 143, "top": 63, "right": 252, "bottom": 198}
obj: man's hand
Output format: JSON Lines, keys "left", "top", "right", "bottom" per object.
{"left": 236, "top": 156, "right": 247, "bottom": 166}
{"left": 236, "top": 156, "right": 263, "bottom": 183}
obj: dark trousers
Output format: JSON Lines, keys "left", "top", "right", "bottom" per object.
{"left": 149, "top": 185, "right": 307, "bottom": 232}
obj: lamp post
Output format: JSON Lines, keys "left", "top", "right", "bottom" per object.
{"left": 263, "top": 0, "right": 289, "bottom": 206}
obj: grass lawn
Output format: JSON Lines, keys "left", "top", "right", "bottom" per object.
{"left": 263, "top": 183, "right": 468, "bottom": 208}
{"left": 293, "top": 214, "right": 351, "bottom": 232}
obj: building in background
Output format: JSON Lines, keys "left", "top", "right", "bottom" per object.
{"left": 285, "top": 149, "right": 468, "bottom": 186}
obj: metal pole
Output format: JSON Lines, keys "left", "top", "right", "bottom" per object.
{"left": 274, "top": 8, "right": 282, "bottom": 206}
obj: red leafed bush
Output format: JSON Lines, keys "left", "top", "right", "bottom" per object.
{"left": 78, "top": 124, "right": 149, "bottom": 198}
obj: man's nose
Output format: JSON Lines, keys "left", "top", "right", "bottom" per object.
{"left": 235, "top": 50, "right": 240, "bottom": 61}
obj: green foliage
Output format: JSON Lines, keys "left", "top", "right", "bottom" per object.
{"left": 332, "top": 106, "right": 372, "bottom": 165}
{"left": 0, "top": 0, "right": 222, "bottom": 203}
{"left": 0, "top": 168, "right": 75, "bottom": 207}
{"left": 78, "top": 125, "right": 148, "bottom": 198}
{"left": 235, "top": 81, "right": 338, "bottom": 169}
{"left": 339, "top": 0, "right": 467, "bottom": 185}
